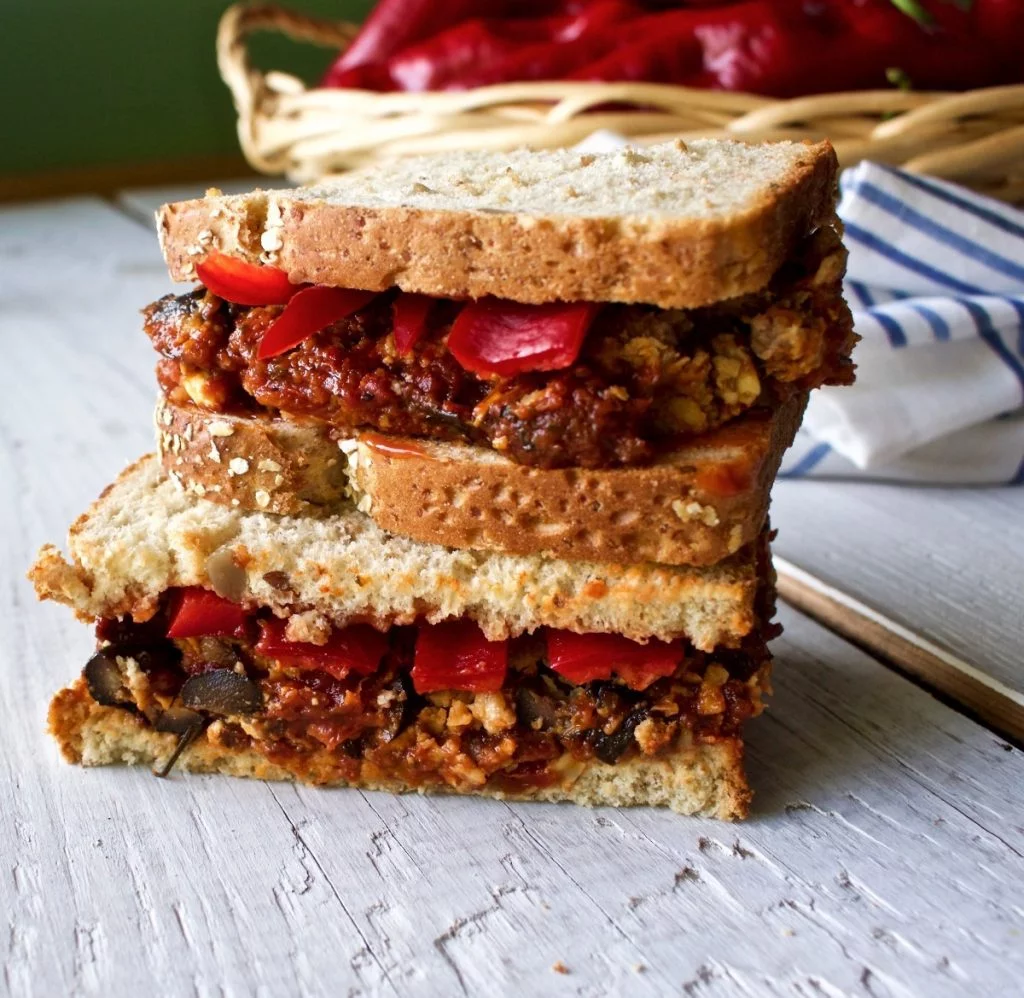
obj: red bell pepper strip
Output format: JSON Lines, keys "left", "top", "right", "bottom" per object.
{"left": 392, "top": 293, "right": 434, "bottom": 356}
{"left": 447, "top": 299, "right": 599, "bottom": 377}
{"left": 258, "top": 285, "right": 378, "bottom": 360}
{"left": 166, "top": 588, "right": 248, "bottom": 640}
{"left": 255, "top": 618, "right": 389, "bottom": 681}
{"left": 195, "top": 250, "right": 303, "bottom": 307}
{"left": 546, "top": 630, "right": 683, "bottom": 691}
{"left": 411, "top": 620, "right": 508, "bottom": 694}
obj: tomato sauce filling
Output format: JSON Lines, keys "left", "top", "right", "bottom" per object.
{"left": 84, "top": 592, "right": 776, "bottom": 792}
{"left": 144, "top": 223, "right": 854, "bottom": 469}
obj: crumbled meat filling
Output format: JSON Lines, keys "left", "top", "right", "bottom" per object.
{"left": 88, "top": 611, "right": 773, "bottom": 793}
{"left": 144, "top": 222, "right": 855, "bottom": 469}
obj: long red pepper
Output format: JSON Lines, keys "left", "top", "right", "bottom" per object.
{"left": 326, "top": 0, "right": 1024, "bottom": 97}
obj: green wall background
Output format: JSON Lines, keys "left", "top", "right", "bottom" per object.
{"left": 1, "top": 0, "right": 373, "bottom": 177}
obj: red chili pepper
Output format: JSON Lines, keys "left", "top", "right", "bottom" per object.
{"left": 439, "top": 1, "right": 644, "bottom": 90}
{"left": 392, "top": 293, "right": 434, "bottom": 355}
{"left": 324, "top": 0, "right": 490, "bottom": 80}
{"left": 546, "top": 630, "right": 683, "bottom": 691}
{"left": 411, "top": 620, "right": 508, "bottom": 694}
{"left": 195, "top": 250, "right": 303, "bottom": 307}
{"left": 388, "top": 2, "right": 639, "bottom": 91}
{"left": 447, "top": 299, "right": 599, "bottom": 377}
{"left": 255, "top": 618, "right": 389, "bottom": 681}
{"left": 322, "top": 61, "right": 397, "bottom": 92}
{"left": 258, "top": 285, "right": 378, "bottom": 360}
{"left": 166, "top": 588, "right": 248, "bottom": 640}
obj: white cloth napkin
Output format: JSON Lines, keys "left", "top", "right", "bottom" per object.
{"left": 576, "top": 131, "right": 1024, "bottom": 485}
{"left": 782, "top": 162, "right": 1024, "bottom": 484}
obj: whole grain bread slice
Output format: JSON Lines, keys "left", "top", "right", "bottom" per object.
{"left": 158, "top": 139, "right": 837, "bottom": 309}
{"left": 155, "top": 394, "right": 806, "bottom": 566}
{"left": 49, "top": 678, "right": 751, "bottom": 819}
{"left": 29, "top": 455, "right": 766, "bottom": 649}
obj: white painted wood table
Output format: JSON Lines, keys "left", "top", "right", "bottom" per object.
{"left": 3, "top": 192, "right": 1023, "bottom": 998}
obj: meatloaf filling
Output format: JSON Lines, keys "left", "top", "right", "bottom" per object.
{"left": 78, "top": 604, "right": 775, "bottom": 792}
{"left": 145, "top": 221, "right": 855, "bottom": 469}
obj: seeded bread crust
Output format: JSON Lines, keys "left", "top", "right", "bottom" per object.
{"left": 29, "top": 455, "right": 765, "bottom": 649}
{"left": 157, "top": 139, "right": 837, "bottom": 310}
{"left": 49, "top": 679, "right": 751, "bottom": 819}
{"left": 155, "top": 395, "right": 806, "bottom": 566}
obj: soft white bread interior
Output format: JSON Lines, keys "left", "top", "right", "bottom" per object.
{"left": 30, "top": 456, "right": 765, "bottom": 649}
{"left": 49, "top": 679, "right": 751, "bottom": 819}
{"left": 155, "top": 395, "right": 806, "bottom": 566}
{"left": 158, "top": 139, "right": 837, "bottom": 309}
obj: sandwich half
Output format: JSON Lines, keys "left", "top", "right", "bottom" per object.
{"left": 33, "top": 138, "right": 856, "bottom": 818}
{"left": 34, "top": 457, "right": 776, "bottom": 820}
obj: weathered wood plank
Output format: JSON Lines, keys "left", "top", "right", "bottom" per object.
{"left": 776, "top": 555, "right": 1024, "bottom": 742}
{"left": 772, "top": 480, "right": 1024, "bottom": 700}
{"left": 4, "top": 196, "right": 1023, "bottom": 997}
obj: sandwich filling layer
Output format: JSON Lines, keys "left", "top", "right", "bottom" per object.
{"left": 72, "top": 593, "right": 774, "bottom": 792}
{"left": 145, "top": 222, "right": 854, "bottom": 469}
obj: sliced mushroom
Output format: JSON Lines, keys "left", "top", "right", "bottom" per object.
{"left": 154, "top": 705, "right": 205, "bottom": 735}
{"left": 180, "top": 669, "right": 262, "bottom": 716}
{"left": 592, "top": 705, "right": 650, "bottom": 765}
{"left": 84, "top": 651, "right": 135, "bottom": 710}
{"left": 153, "top": 723, "right": 204, "bottom": 779}
{"left": 515, "top": 687, "right": 558, "bottom": 730}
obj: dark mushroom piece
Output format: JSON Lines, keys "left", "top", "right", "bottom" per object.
{"left": 153, "top": 723, "right": 205, "bottom": 780}
{"left": 154, "top": 705, "right": 205, "bottom": 735}
{"left": 591, "top": 705, "right": 650, "bottom": 765}
{"left": 83, "top": 651, "right": 136, "bottom": 712}
{"left": 179, "top": 668, "right": 262, "bottom": 716}
{"left": 515, "top": 687, "right": 558, "bottom": 730}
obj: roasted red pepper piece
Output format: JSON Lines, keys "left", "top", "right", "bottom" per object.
{"left": 166, "top": 588, "right": 248, "bottom": 640}
{"left": 447, "top": 299, "right": 599, "bottom": 377}
{"left": 255, "top": 618, "right": 389, "bottom": 681}
{"left": 392, "top": 292, "right": 434, "bottom": 356}
{"left": 195, "top": 250, "right": 303, "bottom": 307}
{"left": 411, "top": 620, "right": 508, "bottom": 694}
{"left": 258, "top": 285, "right": 378, "bottom": 360}
{"left": 546, "top": 630, "right": 683, "bottom": 691}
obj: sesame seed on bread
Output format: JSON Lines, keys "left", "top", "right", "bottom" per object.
{"left": 29, "top": 455, "right": 767, "bottom": 649}
{"left": 155, "top": 394, "right": 807, "bottom": 567}
{"left": 157, "top": 139, "right": 838, "bottom": 309}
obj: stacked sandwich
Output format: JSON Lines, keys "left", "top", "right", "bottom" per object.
{"left": 32, "top": 139, "right": 854, "bottom": 819}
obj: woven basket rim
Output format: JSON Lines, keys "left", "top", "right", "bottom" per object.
{"left": 216, "top": 2, "right": 1024, "bottom": 202}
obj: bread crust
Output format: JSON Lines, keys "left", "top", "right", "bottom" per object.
{"left": 156, "top": 396, "right": 806, "bottom": 566}
{"left": 157, "top": 141, "right": 837, "bottom": 310}
{"left": 49, "top": 679, "right": 750, "bottom": 819}
{"left": 28, "top": 455, "right": 765, "bottom": 648}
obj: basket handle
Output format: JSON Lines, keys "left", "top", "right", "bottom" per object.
{"left": 218, "top": 4, "right": 359, "bottom": 119}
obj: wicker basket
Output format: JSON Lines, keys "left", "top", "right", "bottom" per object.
{"left": 219, "top": 3, "right": 1024, "bottom": 202}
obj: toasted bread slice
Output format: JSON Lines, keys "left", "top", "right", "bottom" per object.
{"left": 49, "top": 678, "right": 751, "bottom": 819}
{"left": 29, "top": 456, "right": 769, "bottom": 649}
{"left": 155, "top": 394, "right": 806, "bottom": 566}
{"left": 158, "top": 139, "right": 837, "bottom": 310}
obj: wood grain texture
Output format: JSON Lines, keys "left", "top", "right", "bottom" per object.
{"left": 772, "top": 480, "right": 1024, "bottom": 697}
{"left": 776, "top": 556, "right": 1024, "bottom": 743}
{"left": 4, "top": 196, "right": 1024, "bottom": 996}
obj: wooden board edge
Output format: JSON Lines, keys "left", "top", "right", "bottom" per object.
{"left": 774, "top": 555, "right": 1024, "bottom": 744}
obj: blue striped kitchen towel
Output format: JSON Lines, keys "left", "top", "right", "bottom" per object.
{"left": 781, "top": 162, "right": 1024, "bottom": 484}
